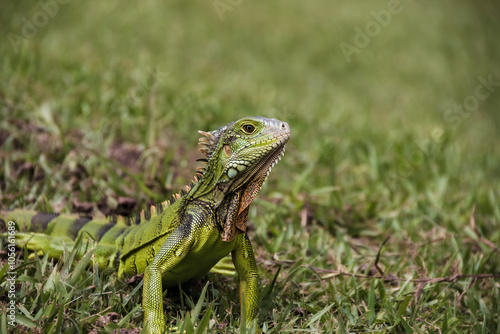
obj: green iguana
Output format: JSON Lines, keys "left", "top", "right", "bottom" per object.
{"left": 1, "top": 116, "right": 290, "bottom": 333}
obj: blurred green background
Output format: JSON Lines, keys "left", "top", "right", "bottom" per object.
{"left": 1, "top": 0, "right": 499, "bottom": 207}
{"left": 1, "top": 0, "right": 499, "bottom": 332}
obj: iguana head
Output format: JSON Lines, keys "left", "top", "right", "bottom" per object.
{"left": 195, "top": 116, "right": 291, "bottom": 241}
{"left": 197, "top": 116, "right": 291, "bottom": 193}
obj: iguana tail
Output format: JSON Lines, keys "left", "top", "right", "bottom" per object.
{"left": 1, "top": 209, "right": 133, "bottom": 270}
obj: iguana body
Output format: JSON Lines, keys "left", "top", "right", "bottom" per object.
{"left": 2, "top": 116, "right": 290, "bottom": 333}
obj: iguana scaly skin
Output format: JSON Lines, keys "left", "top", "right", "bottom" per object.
{"left": 1, "top": 116, "right": 290, "bottom": 333}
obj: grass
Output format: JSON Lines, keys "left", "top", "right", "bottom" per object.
{"left": 1, "top": 0, "right": 499, "bottom": 332}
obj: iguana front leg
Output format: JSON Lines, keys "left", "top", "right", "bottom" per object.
{"left": 142, "top": 227, "right": 193, "bottom": 333}
{"left": 232, "top": 233, "right": 260, "bottom": 326}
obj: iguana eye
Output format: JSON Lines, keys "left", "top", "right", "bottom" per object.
{"left": 242, "top": 124, "right": 255, "bottom": 134}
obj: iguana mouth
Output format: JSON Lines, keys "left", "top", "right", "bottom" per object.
{"left": 263, "top": 134, "right": 289, "bottom": 178}
{"left": 250, "top": 131, "right": 290, "bottom": 184}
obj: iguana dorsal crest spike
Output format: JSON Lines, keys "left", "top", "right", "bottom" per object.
{"left": 198, "top": 126, "right": 226, "bottom": 158}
